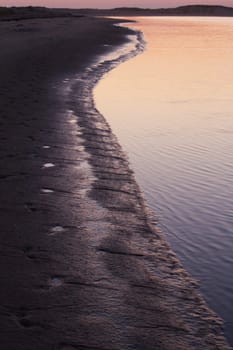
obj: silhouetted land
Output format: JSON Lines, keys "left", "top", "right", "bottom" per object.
{"left": 1, "top": 5, "right": 233, "bottom": 21}
{"left": 0, "top": 6, "right": 80, "bottom": 21}
{"left": 77, "top": 4, "right": 233, "bottom": 17}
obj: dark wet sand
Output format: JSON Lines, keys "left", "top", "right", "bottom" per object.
{"left": 0, "top": 15, "right": 232, "bottom": 350}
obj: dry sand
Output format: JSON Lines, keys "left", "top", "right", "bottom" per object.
{"left": 0, "top": 14, "right": 232, "bottom": 350}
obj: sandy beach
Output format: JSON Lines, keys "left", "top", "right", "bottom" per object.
{"left": 0, "top": 12, "right": 232, "bottom": 349}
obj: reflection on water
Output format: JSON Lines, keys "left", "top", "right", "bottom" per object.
{"left": 94, "top": 17, "right": 233, "bottom": 343}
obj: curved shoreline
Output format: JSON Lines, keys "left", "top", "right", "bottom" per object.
{"left": 0, "top": 15, "right": 231, "bottom": 349}
{"left": 63, "top": 21, "right": 232, "bottom": 349}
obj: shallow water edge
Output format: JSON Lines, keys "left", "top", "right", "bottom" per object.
{"left": 94, "top": 17, "right": 233, "bottom": 345}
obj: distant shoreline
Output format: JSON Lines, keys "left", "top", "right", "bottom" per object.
{"left": 77, "top": 4, "right": 233, "bottom": 17}
{"left": 1, "top": 4, "right": 233, "bottom": 22}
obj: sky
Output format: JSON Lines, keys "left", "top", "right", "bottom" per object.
{"left": 1, "top": 0, "right": 233, "bottom": 8}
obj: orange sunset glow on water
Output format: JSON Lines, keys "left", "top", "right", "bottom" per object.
{"left": 96, "top": 17, "right": 233, "bottom": 126}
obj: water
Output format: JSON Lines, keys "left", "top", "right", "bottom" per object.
{"left": 94, "top": 17, "right": 233, "bottom": 344}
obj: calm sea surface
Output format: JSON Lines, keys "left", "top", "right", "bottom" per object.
{"left": 94, "top": 17, "right": 233, "bottom": 343}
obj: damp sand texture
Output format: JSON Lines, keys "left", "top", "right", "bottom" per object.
{"left": 0, "top": 14, "right": 232, "bottom": 350}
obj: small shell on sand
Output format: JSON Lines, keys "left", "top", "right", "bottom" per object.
{"left": 43, "top": 163, "right": 55, "bottom": 168}
{"left": 41, "top": 189, "right": 54, "bottom": 194}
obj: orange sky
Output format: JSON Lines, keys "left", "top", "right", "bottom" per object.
{"left": 1, "top": 0, "right": 233, "bottom": 9}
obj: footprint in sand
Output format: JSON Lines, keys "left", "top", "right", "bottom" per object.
{"left": 49, "top": 226, "right": 66, "bottom": 236}
{"left": 48, "top": 276, "right": 64, "bottom": 288}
